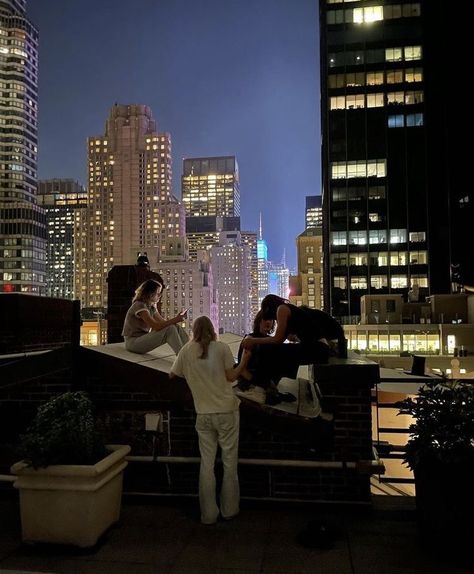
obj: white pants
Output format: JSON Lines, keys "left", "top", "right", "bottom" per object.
{"left": 195, "top": 410, "right": 240, "bottom": 524}
{"left": 125, "top": 324, "right": 189, "bottom": 354}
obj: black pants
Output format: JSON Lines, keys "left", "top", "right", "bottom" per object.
{"left": 251, "top": 342, "right": 329, "bottom": 389}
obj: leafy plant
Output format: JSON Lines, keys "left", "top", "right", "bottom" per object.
{"left": 397, "top": 379, "right": 474, "bottom": 470}
{"left": 18, "top": 391, "right": 107, "bottom": 469}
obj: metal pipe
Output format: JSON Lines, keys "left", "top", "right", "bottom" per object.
{"left": 126, "top": 455, "right": 381, "bottom": 470}
{"left": 0, "top": 474, "right": 15, "bottom": 483}
{"left": 0, "top": 456, "right": 382, "bottom": 483}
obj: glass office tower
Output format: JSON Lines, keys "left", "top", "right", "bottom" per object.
{"left": 0, "top": 0, "right": 46, "bottom": 294}
{"left": 320, "top": 0, "right": 471, "bottom": 319}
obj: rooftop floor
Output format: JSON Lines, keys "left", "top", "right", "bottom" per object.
{"left": 0, "top": 493, "right": 470, "bottom": 574}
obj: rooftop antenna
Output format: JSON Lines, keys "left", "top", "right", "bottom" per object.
{"left": 281, "top": 248, "right": 286, "bottom": 267}
{"left": 259, "top": 212, "right": 263, "bottom": 241}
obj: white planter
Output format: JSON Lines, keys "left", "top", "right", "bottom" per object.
{"left": 11, "top": 444, "right": 130, "bottom": 548}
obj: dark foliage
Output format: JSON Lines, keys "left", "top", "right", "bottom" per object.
{"left": 397, "top": 379, "right": 474, "bottom": 470}
{"left": 18, "top": 391, "right": 107, "bottom": 469}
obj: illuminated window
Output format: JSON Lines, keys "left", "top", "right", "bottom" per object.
{"left": 353, "top": 6, "right": 383, "bottom": 24}
{"left": 386, "top": 69, "right": 403, "bottom": 84}
{"left": 404, "top": 45, "right": 422, "bottom": 60}
{"left": 366, "top": 71, "right": 383, "bottom": 85}
{"left": 371, "top": 275, "right": 388, "bottom": 289}
{"left": 390, "top": 229, "right": 407, "bottom": 244}
{"left": 406, "top": 113, "right": 423, "bottom": 126}
{"left": 367, "top": 93, "right": 384, "bottom": 108}
{"left": 391, "top": 275, "right": 408, "bottom": 288}
{"left": 388, "top": 115, "right": 404, "bottom": 128}
{"left": 351, "top": 276, "right": 367, "bottom": 289}
{"left": 411, "top": 275, "right": 428, "bottom": 288}
{"left": 331, "top": 231, "right": 347, "bottom": 246}
{"left": 405, "top": 67, "right": 423, "bottom": 82}
{"left": 409, "top": 231, "right": 426, "bottom": 242}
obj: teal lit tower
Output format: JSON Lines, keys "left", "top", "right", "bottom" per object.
{"left": 257, "top": 213, "right": 268, "bottom": 304}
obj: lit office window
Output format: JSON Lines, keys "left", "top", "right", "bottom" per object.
{"left": 353, "top": 6, "right": 383, "bottom": 23}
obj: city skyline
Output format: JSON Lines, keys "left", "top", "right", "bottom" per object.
{"left": 28, "top": 0, "right": 320, "bottom": 270}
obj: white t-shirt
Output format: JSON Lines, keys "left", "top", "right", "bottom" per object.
{"left": 171, "top": 340, "right": 240, "bottom": 414}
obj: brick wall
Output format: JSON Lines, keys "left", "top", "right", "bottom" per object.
{"left": 0, "top": 347, "right": 377, "bottom": 503}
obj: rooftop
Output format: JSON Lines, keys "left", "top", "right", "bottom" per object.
{"left": 0, "top": 493, "right": 470, "bottom": 574}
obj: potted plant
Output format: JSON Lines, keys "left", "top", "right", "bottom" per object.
{"left": 11, "top": 391, "right": 130, "bottom": 548}
{"left": 397, "top": 379, "right": 474, "bottom": 549}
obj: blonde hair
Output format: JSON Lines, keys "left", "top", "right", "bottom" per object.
{"left": 192, "top": 316, "right": 216, "bottom": 359}
{"left": 132, "top": 279, "right": 163, "bottom": 305}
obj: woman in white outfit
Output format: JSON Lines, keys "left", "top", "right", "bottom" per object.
{"left": 122, "top": 279, "right": 189, "bottom": 354}
{"left": 170, "top": 316, "right": 250, "bottom": 525}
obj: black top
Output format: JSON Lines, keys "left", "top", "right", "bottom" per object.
{"left": 284, "top": 304, "right": 344, "bottom": 344}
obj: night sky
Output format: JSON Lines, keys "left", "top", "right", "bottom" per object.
{"left": 28, "top": 0, "right": 320, "bottom": 270}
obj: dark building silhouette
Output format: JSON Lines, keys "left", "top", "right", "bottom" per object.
{"left": 320, "top": 0, "right": 473, "bottom": 319}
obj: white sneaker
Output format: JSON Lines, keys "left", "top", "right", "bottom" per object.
{"left": 235, "top": 385, "right": 266, "bottom": 404}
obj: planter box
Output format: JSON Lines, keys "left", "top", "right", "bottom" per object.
{"left": 11, "top": 444, "right": 131, "bottom": 548}
{"left": 415, "top": 460, "right": 474, "bottom": 549}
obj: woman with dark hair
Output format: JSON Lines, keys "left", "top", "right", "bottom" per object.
{"left": 232, "top": 310, "right": 275, "bottom": 403}
{"left": 241, "top": 294, "right": 347, "bottom": 404}
{"left": 121, "top": 279, "right": 189, "bottom": 354}
{"left": 237, "top": 309, "right": 275, "bottom": 368}
{"left": 170, "top": 316, "right": 250, "bottom": 525}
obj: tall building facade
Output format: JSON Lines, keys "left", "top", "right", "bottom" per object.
{"left": 182, "top": 156, "right": 258, "bottom": 330}
{"left": 240, "top": 230, "right": 259, "bottom": 324}
{"left": 182, "top": 156, "right": 240, "bottom": 221}
{"left": 289, "top": 228, "right": 323, "bottom": 309}
{"left": 268, "top": 260, "right": 290, "bottom": 300}
{"left": 306, "top": 195, "right": 323, "bottom": 229}
{"left": 37, "top": 179, "right": 86, "bottom": 299}
{"left": 211, "top": 232, "right": 252, "bottom": 335}
{"left": 0, "top": 0, "right": 46, "bottom": 294}
{"left": 75, "top": 104, "right": 184, "bottom": 308}
{"left": 320, "top": 1, "right": 471, "bottom": 320}
{"left": 256, "top": 213, "right": 269, "bottom": 305}
{"left": 157, "top": 250, "right": 218, "bottom": 335}
{"left": 182, "top": 156, "right": 240, "bottom": 261}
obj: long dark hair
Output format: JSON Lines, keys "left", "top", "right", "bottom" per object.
{"left": 192, "top": 316, "right": 217, "bottom": 359}
{"left": 261, "top": 294, "right": 289, "bottom": 320}
{"left": 251, "top": 310, "right": 275, "bottom": 336}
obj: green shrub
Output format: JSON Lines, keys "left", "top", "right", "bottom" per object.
{"left": 397, "top": 379, "right": 474, "bottom": 470}
{"left": 18, "top": 391, "right": 107, "bottom": 468}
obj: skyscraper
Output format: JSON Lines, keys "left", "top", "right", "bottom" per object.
{"left": 182, "top": 156, "right": 240, "bottom": 220}
{"left": 37, "top": 179, "right": 87, "bottom": 299}
{"left": 75, "top": 104, "right": 184, "bottom": 308}
{"left": 0, "top": 0, "right": 46, "bottom": 294}
{"left": 211, "top": 231, "right": 252, "bottom": 335}
{"left": 181, "top": 156, "right": 240, "bottom": 260}
{"left": 305, "top": 196, "right": 323, "bottom": 229}
{"left": 157, "top": 250, "right": 218, "bottom": 335}
{"left": 320, "top": 0, "right": 471, "bottom": 319}
{"left": 182, "top": 156, "right": 258, "bottom": 331}
{"left": 256, "top": 213, "right": 268, "bottom": 305}
{"left": 268, "top": 260, "right": 290, "bottom": 301}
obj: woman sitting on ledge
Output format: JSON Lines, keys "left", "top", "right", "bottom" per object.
{"left": 122, "top": 279, "right": 189, "bottom": 354}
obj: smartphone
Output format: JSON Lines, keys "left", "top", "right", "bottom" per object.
{"left": 181, "top": 307, "right": 191, "bottom": 316}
